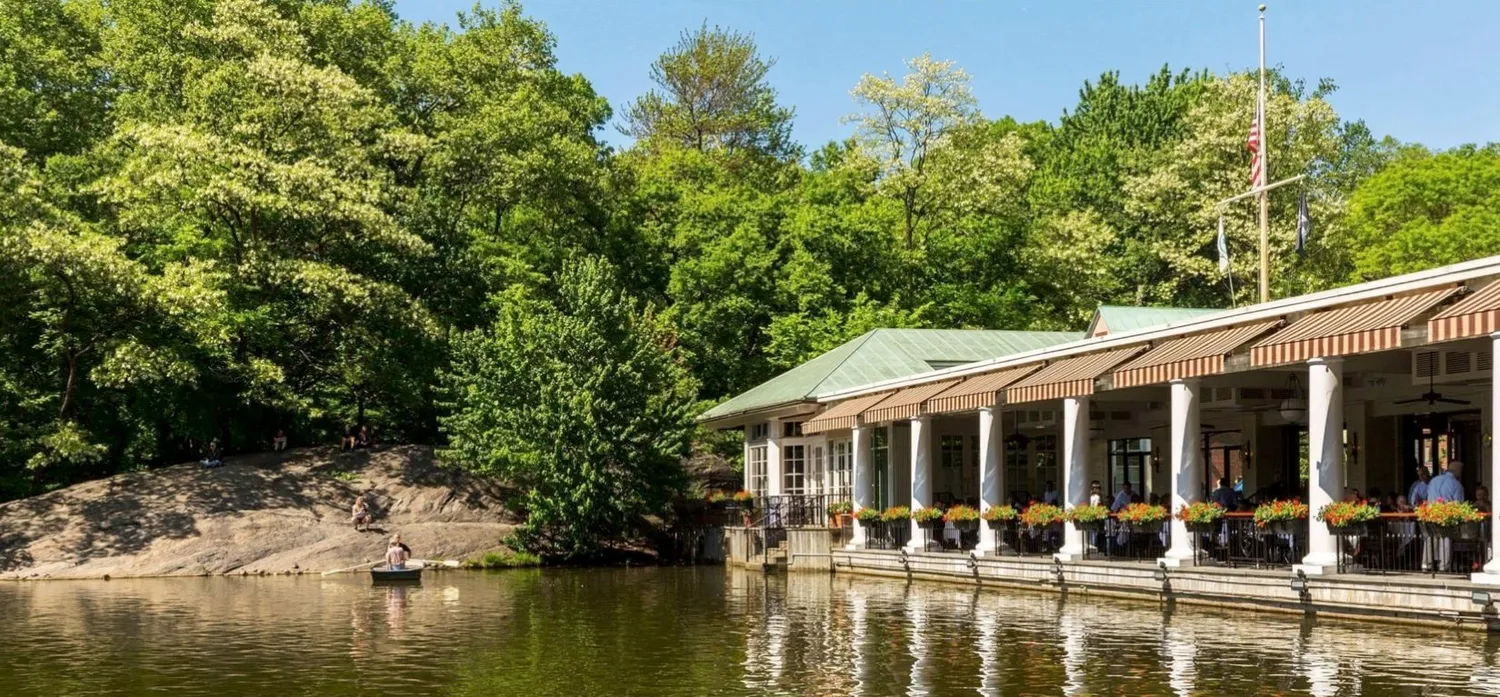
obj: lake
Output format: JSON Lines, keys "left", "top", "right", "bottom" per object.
{"left": 2, "top": 567, "right": 1499, "bottom": 696}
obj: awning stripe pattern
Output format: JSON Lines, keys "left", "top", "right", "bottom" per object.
{"left": 925, "top": 366, "right": 1042, "bottom": 415}
{"left": 1005, "top": 346, "right": 1146, "bottom": 404}
{"left": 1429, "top": 282, "right": 1500, "bottom": 343}
{"left": 802, "top": 392, "right": 892, "bottom": 435}
{"left": 1112, "top": 321, "right": 1282, "bottom": 389}
{"left": 1249, "top": 287, "right": 1461, "bottom": 367}
{"left": 861, "top": 379, "right": 962, "bottom": 424}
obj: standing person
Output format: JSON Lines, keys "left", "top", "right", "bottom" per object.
{"left": 1477, "top": 485, "right": 1492, "bottom": 514}
{"left": 1409, "top": 466, "right": 1432, "bottom": 507}
{"left": 1425, "top": 461, "right": 1466, "bottom": 572}
{"left": 1110, "top": 483, "right": 1133, "bottom": 513}
{"left": 385, "top": 535, "right": 410, "bottom": 571}
{"left": 1088, "top": 481, "right": 1103, "bottom": 507}
{"left": 1042, "top": 481, "right": 1060, "bottom": 505}
{"left": 1211, "top": 477, "right": 1240, "bottom": 511}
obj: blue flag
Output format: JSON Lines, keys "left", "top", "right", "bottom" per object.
{"left": 1217, "top": 216, "right": 1229, "bottom": 274}
{"left": 1297, "top": 193, "right": 1312, "bottom": 257}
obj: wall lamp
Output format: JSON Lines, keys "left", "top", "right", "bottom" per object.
{"left": 967, "top": 550, "right": 979, "bottom": 571}
{"left": 1052, "top": 559, "right": 1065, "bottom": 584}
{"left": 1154, "top": 562, "right": 1168, "bottom": 583}
{"left": 1290, "top": 569, "right": 1309, "bottom": 593}
{"left": 1473, "top": 590, "right": 1493, "bottom": 608}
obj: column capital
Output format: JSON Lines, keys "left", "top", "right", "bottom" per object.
{"left": 977, "top": 405, "right": 998, "bottom": 416}
{"left": 1168, "top": 377, "right": 1200, "bottom": 387}
{"left": 1307, "top": 356, "right": 1344, "bottom": 367}
{"left": 910, "top": 414, "right": 931, "bottom": 425}
{"left": 1490, "top": 330, "right": 1500, "bottom": 341}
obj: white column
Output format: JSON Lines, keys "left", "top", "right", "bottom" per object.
{"left": 1161, "top": 379, "right": 1202, "bottom": 567}
{"left": 1476, "top": 332, "right": 1500, "bottom": 584}
{"left": 1056, "top": 396, "right": 1090, "bottom": 560}
{"left": 977, "top": 405, "right": 1003, "bottom": 555}
{"left": 906, "top": 415, "right": 932, "bottom": 551}
{"left": 766, "top": 417, "right": 784, "bottom": 499}
{"left": 743, "top": 434, "right": 753, "bottom": 493}
{"left": 850, "top": 425, "right": 872, "bottom": 549}
{"left": 1299, "top": 357, "right": 1344, "bottom": 573}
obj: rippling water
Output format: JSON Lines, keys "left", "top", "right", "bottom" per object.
{"left": 2, "top": 568, "right": 1500, "bottom": 696}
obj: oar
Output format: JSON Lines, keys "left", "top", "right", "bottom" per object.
{"left": 321, "top": 560, "right": 381, "bottom": 577}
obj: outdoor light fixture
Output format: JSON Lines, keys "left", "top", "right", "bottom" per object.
{"left": 1279, "top": 374, "right": 1308, "bottom": 426}
{"left": 1473, "top": 590, "right": 1493, "bottom": 607}
{"left": 1052, "top": 559, "right": 1065, "bottom": 583}
{"left": 1153, "top": 562, "right": 1168, "bottom": 582}
{"left": 1289, "top": 569, "right": 1309, "bottom": 593}
{"left": 967, "top": 551, "right": 979, "bottom": 571}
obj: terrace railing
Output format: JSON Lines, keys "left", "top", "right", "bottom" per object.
{"left": 1194, "top": 514, "right": 1305, "bottom": 570}
{"left": 1335, "top": 514, "right": 1489, "bottom": 577}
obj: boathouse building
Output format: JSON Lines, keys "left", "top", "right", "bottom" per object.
{"left": 700, "top": 255, "right": 1500, "bottom": 626}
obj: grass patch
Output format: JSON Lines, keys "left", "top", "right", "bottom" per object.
{"left": 320, "top": 469, "right": 358, "bottom": 482}
{"left": 464, "top": 550, "right": 543, "bottom": 569}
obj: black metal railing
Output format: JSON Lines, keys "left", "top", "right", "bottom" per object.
{"left": 1087, "top": 520, "right": 1169, "bottom": 561}
{"left": 1193, "top": 515, "right": 1305, "bottom": 569}
{"left": 1335, "top": 515, "right": 1489, "bottom": 577}
{"left": 864, "top": 521, "right": 912, "bottom": 550}
{"left": 988, "top": 522, "right": 1062, "bottom": 557}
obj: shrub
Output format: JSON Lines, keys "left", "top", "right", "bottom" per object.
{"left": 943, "top": 504, "right": 980, "bottom": 523}
{"left": 855, "top": 506, "right": 882, "bottom": 523}
{"left": 731, "top": 490, "right": 755, "bottom": 507}
{"left": 912, "top": 506, "right": 945, "bottom": 524}
{"left": 463, "top": 550, "right": 543, "bottom": 569}
{"left": 880, "top": 505, "right": 911, "bottom": 522}
{"left": 1176, "top": 501, "right": 1226, "bottom": 525}
{"left": 1315, "top": 500, "right": 1380, "bottom": 527}
{"left": 1115, "top": 503, "right": 1168, "bottom": 525}
{"left": 1067, "top": 503, "right": 1111, "bottom": 524}
{"left": 981, "top": 505, "right": 1018, "bottom": 522}
{"left": 1415, "top": 500, "right": 1485, "bottom": 526}
{"left": 1019, "top": 503, "right": 1065, "bottom": 528}
{"left": 707, "top": 491, "right": 729, "bottom": 504}
{"left": 1253, "top": 499, "right": 1309, "bottom": 528}
{"left": 826, "top": 500, "right": 853, "bottom": 516}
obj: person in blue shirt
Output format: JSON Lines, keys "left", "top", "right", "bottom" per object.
{"left": 1211, "top": 477, "right": 1240, "bottom": 511}
{"left": 1110, "top": 483, "right": 1134, "bottom": 513}
{"left": 1424, "top": 461, "right": 1465, "bottom": 571}
{"left": 1408, "top": 466, "right": 1431, "bottom": 507}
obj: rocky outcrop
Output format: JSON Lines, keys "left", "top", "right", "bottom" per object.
{"left": 0, "top": 445, "right": 514, "bottom": 579}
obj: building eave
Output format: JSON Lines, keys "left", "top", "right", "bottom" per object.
{"left": 816, "top": 255, "right": 1500, "bottom": 403}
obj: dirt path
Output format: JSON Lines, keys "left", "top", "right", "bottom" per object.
{"left": 0, "top": 445, "right": 515, "bottom": 579}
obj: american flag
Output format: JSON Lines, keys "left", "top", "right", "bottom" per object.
{"left": 1247, "top": 109, "right": 1263, "bottom": 187}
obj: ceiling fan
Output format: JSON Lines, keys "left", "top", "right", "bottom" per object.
{"left": 1394, "top": 371, "right": 1471, "bottom": 406}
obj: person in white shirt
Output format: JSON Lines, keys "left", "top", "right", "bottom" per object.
{"left": 1088, "top": 480, "right": 1103, "bottom": 507}
{"left": 1424, "top": 461, "right": 1466, "bottom": 571}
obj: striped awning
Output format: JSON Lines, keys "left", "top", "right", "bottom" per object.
{"left": 1005, "top": 346, "right": 1147, "bottom": 404}
{"left": 1429, "top": 282, "right": 1500, "bottom": 342}
{"left": 802, "top": 392, "right": 892, "bottom": 435}
{"left": 1250, "top": 287, "right": 1461, "bottom": 367}
{"left": 925, "top": 366, "right": 1042, "bottom": 415}
{"left": 1112, "top": 321, "right": 1282, "bottom": 388}
{"left": 861, "top": 379, "right": 961, "bottom": 424}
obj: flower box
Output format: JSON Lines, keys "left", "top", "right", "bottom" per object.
{"left": 1425, "top": 521, "right": 1483, "bottom": 540}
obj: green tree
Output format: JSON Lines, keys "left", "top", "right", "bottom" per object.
{"left": 1345, "top": 144, "right": 1500, "bottom": 278}
{"left": 440, "top": 257, "right": 698, "bottom": 556}
{"left": 621, "top": 23, "right": 795, "bottom": 160}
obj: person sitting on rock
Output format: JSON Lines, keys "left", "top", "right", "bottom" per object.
{"left": 341, "top": 425, "right": 356, "bottom": 452}
{"left": 272, "top": 429, "right": 288, "bottom": 453}
{"left": 200, "top": 438, "right": 223, "bottom": 469}
{"left": 357, "top": 424, "right": 372, "bottom": 448}
{"left": 352, "top": 495, "right": 372, "bottom": 531}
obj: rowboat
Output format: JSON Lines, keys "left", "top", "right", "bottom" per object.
{"left": 370, "top": 565, "right": 422, "bottom": 583}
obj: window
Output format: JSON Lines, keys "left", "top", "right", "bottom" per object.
{"left": 1108, "top": 438, "right": 1151, "bottom": 497}
{"left": 831, "top": 441, "right": 852, "bottom": 501}
{"left": 872, "top": 427, "right": 890, "bottom": 509}
{"left": 783, "top": 444, "right": 806, "bottom": 495}
{"left": 747, "top": 445, "right": 768, "bottom": 499}
{"left": 1005, "top": 436, "right": 1030, "bottom": 501}
{"left": 782, "top": 421, "right": 804, "bottom": 438}
{"left": 1203, "top": 431, "right": 1244, "bottom": 496}
{"left": 940, "top": 435, "right": 965, "bottom": 502}
{"left": 748, "top": 422, "right": 769, "bottom": 442}
{"left": 1035, "top": 435, "right": 1058, "bottom": 499}
{"left": 808, "top": 445, "right": 825, "bottom": 495}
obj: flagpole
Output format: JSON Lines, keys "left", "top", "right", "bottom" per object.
{"left": 1257, "top": 4, "right": 1270, "bottom": 304}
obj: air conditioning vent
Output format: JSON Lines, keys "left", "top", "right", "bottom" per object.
{"left": 1412, "top": 349, "right": 1491, "bottom": 385}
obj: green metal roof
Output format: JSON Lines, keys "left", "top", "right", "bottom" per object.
{"left": 1087, "top": 305, "right": 1222, "bottom": 337}
{"left": 698, "top": 329, "right": 1082, "bottom": 423}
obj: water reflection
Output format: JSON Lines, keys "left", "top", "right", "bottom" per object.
{"left": 2, "top": 568, "right": 1500, "bottom": 696}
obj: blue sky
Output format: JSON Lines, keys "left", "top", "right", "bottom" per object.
{"left": 392, "top": 1, "right": 1500, "bottom": 151}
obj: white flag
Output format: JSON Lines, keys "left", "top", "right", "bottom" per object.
{"left": 1217, "top": 216, "right": 1229, "bottom": 274}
